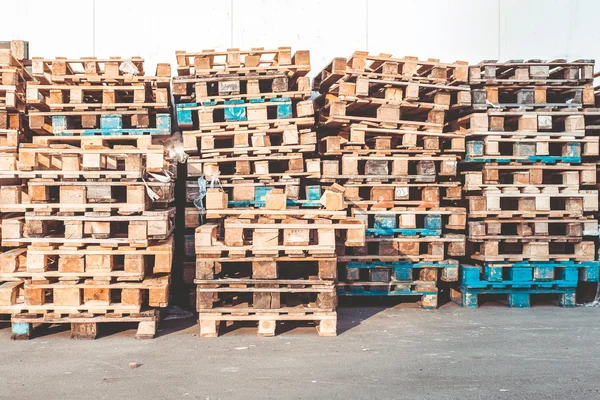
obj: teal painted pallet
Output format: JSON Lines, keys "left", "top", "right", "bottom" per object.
{"left": 451, "top": 286, "right": 576, "bottom": 308}
{"left": 337, "top": 283, "right": 439, "bottom": 308}
{"left": 227, "top": 185, "right": 322, "bottom": 208}
{"left": 52, "top": 113, "right": 171, "bottom": 136}
{"left": 342, "top": 260, "right": 458, "bottom": 282}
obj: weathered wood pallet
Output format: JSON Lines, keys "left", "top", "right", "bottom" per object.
{"left": 340, "top": 182, "right": 462, "bottom": 208}
{"left": 182, "top": 125, "right": 316, "bottom": 157}
{"left": 195, "top": 218, "right": 365, "bottom": 258}
{"left": 468, "top": 218, "right": 598, "bottom": 241}
{"left": 318, "top": 125, "right": 466, "bottom": 155}
{"left": 352, "top": 207, "right": 467, "bottom": 235}
{"left": 450, "top": 109, "right": 598, "bottom": 134}
{"left": 172, "top": 73, "right": 310, "bottom": 102}
{"left": 10, "top": 309, "right": 160, "bottom": 339}
{"left": 470, "top": 240, "right": 595, "bottom": 262}
{"left": 336, "top": 281, "right": 439, "bottom": 307}
{"left": 319, "top": 74, "right": 471, "bottom": 107}
{"left": 0, "top": 180, "right": 175, "bottom": 214}
{"left": 468, "top": 59, "right": 594, "bottom": 85}
{"left": 450, "top": 286, "right": 576, "bottom": 308}
{"left": 195, "top": 257, "right": 337, "bottom": 280}
{"left": 9, "top": 142, "right": 169, "bottom": 175}
{"left": 2, "top": 274, "right": 169, "bottom": 310}
{"left": 28, "top": 110, "right": 171, "bottom": 136}
{"left": 198, "top": 309, "right": 336, "bottom": 337}
{"left": 339, "top": 259, "right": 459, "bottom": 283}
{"left": 460, "top": 262, "right": 599, "bottom": 287}
{"left": 339, "top": 234, "right": 466, "bottom": 261}
{"left": 320, "top": 154, "right": 459, "bottom": 183}
{"left": 463, "top": 164, "right": 597, "bottom": 188}
{"left": 0, "top": 238, "right": 173, "bottom": 277}
{"left": 175, "top": 47, "right": 311, "bottom": 78}
{"left": 313, "top": 52, "right": 469, "bottom": 92}
{"left": 187, "top": 154, "right": 320, "bottom": 180}
{"left": 471, "top": 85, "right": 594, "bottom": 110}
{"left": 316, "top": 100, "right": 444, "bottom": 132}
{"left": 31, "top": 57, "right": 171, "bottom": 86}
{"left": 195, "top": 279, "right": 336, "bottom": 311}
{"left": 1, "top": 207, "right": 176, "bottom": 247}
{"left": 467, "top": 187, "right": 598, "bottom": 217}
{"left": 26, "top": 84, "right": 169, "bottom": 112}
{"left": 464, "top": 137, "right": 597, "bottom": 163}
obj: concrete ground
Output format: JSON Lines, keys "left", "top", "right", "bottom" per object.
{"left": 1, "top": 302, "right": 599, "bottom": 400}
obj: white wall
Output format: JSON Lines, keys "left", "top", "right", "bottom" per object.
{"left": 1, "top": 0, "right": 599, "bottom": 76}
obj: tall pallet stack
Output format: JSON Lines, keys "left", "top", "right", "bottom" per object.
{"left": 173, "top": 47, "right": 365, "bottom": 336}
{"left": 0, "top": 56, "right": 176, "bottom": 339}
{"left": 452, "top": 59, "right": 599, "bottom": 308}
{"left": 313, "top": 52, "right": 470, "bottom": 307}
{"left": 0, "top": 41, "right": 30, "bottom": 319}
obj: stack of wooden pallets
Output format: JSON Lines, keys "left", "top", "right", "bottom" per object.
{"left": 173, "top": 47, "right": 365, "bottom": 336}
{"left": 313, "top": 52, "right": 470, "bottom": 307}
{"left": 453, "top": 59, "right": 600, "bottom": 308}
{"left": 0, "top": 55, "right": 175, "bottom": 339}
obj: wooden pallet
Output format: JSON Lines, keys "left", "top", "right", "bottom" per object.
{"left": 31, "top": 57, "right": 171, "bottom": 85}
{"left": 172, "top": 73, "right": 310, "bottom": 102}
{"left": 471, "top": 85, "right": 594, "bottom": 110}
{"left": 352, "top": 207, "right": 467, "bottom": 234}
{"left": 313, "top": 52, "right": 469, "bottom": 92}
{"left": 463, "top": 163, "right": 597, "bottom": 188}
{"left": 1, "top": 274, "right": 169, "bottom": 310}
{"left": 468, "top": 59, "right": 594, "bottom": 85}
{"left": 320, "top": 154, "right": 459, "bottom": 183}
{"left": 187, "top": 153, "right": 320, "bottom": 180}
{"left": 28, "top": 109, "right": 171, "bottom": 136}
{"left": 195, "top": 279, "right": 336, "bottom": 310}
{"left": 336, "top": 282, "right": 439, "bottom": 307}
{"left": 10, "top": 309, "right": 160, "bottom": 339}
{"left": 195, "top": 256, "right": 338, "bottom": 280}
{"left": 468, "top": 218, "right": 598, "bottom": 242}
{"left": 1, "top": 207, "right": 175, "bottom": 247}
{"left": 318, "top": 125, "right": 466, "bottom": 155}
{"left": 339, "top": 259, "right": 459, "bottom": 284}
{"left": 0, "top": 49, "right": 31, "bottom": 111}
{"left": 26, "top": 83, "right": 169, "bottom": 112}
{"left": 195, "top": 218, "right": 365, "bottom": 258}
{"left": 198, "top": 309, "right": 336, "bottom": 337}
{"left": 0, "top": 238, "right": 173, "bottom": 278}
{"left": 470, "top": 240, "right": 595, "bottom": 262}
{"left": 175, "top": 47, "right": 311, "bottom": 77}
{"left": 467, "top": 187, "right": 598, "bottom": 217}
{"left": 182, "top": 125, "right": 316, "bottom": 156}
{"left": 339, "top": 234, "right": 466, "bottom": 261}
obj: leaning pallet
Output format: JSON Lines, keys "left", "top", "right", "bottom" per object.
{"left": 0, "top": 55, "right": 176, "bottom": 339}
{"left": 453, "top": 59, "right": 600, "bottom": 308}
{"left": 313, "top": 51, "right": 469, "bottom": 305}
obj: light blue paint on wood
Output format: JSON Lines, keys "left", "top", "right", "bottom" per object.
{"left": 466, "top": 140, "right": 485, "bottom": 157}
{"left": 393, "top": 266, "right": 412, "bottom": 281}
{"left": 507, "top": 268, "right": 533, "bottom": 282}
{"left": 306, "top": 185, "right": 321, "bottom": 201}
{"left": 272, "top": 97, "right": 292, "bottom": 119}
{"left": 100, "top": 114, "right": 123, "bottom": 130}
{"left": 563, "top": 142, "right": 581, "bottom": 158}
{"left": 51, "top": 115, "right": 68, "bottom": 134}
{"left": 155, "top": 114, "right": 172, "bottom": 134}
{"left": 424, "top": 214, "right": 442, "bottom": 231}
{"left": 508, "top": 293, "right": 531, "bottom": 308}
{"left": 483, "top": 265, "right": 503, "bottom": 282}
{"left": 254, "top": 186, "right": 273, "bottom": 202}
{"left": 176, "top": 104, "right": 194, "bottom": 128}
{"left": 559, "top": 292, "right": 576, "bottom": 307}
{"left": 224, "top": 99, "right": 247, "bottom": 122}
{"left": 373, "top": 215, "right": 396, "bottom": 230}
{"left": 11, "top": 322, "right": 30, "bottom": 336}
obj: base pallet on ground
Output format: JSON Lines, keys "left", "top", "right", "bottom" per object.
{"left": 10, "top": 309, "right": 160, "bottom": 339}
{"left": 198, "top": 309, "right": 336, "bottom": 337}
{"left": 336, "top": 282, "right": 439, "bottom": 307}
{"left": 450, "top": 286, "right": 576, "bottom": 308}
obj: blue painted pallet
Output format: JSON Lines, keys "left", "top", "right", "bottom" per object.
{"left": 451, "top": 286, "right": 576, "bottom": 308}
{"left": 366, "top": 214, "right": 443, "bottom": 237}
{"left": 464, "top": 140, "right": 581, "bottom": 164}
{"left": 463, "top": 156, "right": 581, "bottom": 164}
{"left": 228, "top": 185, "right": 322, "bottom": 208}
{"left": 461, "top": 261, "right": 599, "bottom": 289}
{"left": 176, "top": 97, "right": 292, "bottom": 126}
{"left": 344, "top": 260, "right": 458, "bottom": 282}
{"left": 52, "top": 113, "right": 171, "bottom": 136}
